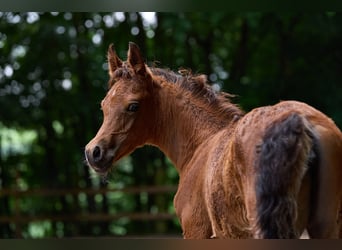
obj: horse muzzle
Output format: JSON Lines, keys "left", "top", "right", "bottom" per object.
{"left": 85, "top": 141, "right": 116, "bottom": 173}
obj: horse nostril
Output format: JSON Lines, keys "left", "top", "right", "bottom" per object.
{"left": 92, "top": 145, "right": 102, "bottom": 162}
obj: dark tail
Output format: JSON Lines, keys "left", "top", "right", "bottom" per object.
{"left": 255, "top": 113, "right": 315, "bottom": 238}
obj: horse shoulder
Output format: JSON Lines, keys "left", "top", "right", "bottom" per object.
{"left": 201, "top": 129, "right": 251, "bottom": 238}
{"left": 173, "top": 138, "right": 218, "bottom": 238}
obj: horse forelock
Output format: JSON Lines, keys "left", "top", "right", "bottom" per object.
{"left": 108, "top": 62, "right": 141, "bottom": 90}
{"left": 113, "top": 62, "right": 134, "bottom": 80}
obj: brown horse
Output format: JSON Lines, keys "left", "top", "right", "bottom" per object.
{"left": 85, "top": 42, "right": 342, "bottom": 239}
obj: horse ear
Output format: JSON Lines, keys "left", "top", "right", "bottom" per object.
{"left": 127, "top": 42, "right": 147, "bottom": 76}
{"left": 107, "top": 44, "right": 122, "bottom": 77}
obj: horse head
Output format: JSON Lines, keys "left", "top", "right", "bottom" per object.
{"left": 85, "top": 42, "right": 156, "bottom": 174}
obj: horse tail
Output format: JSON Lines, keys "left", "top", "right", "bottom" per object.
{"left": 254, "top": 113, "right": 315, "bottom": 238}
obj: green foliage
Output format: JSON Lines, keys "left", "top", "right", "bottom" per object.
{"left": 0, "top": 12, "right": 341, "bottom": 238}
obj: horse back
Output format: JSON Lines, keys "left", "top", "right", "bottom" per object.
{"left": 235, "top": 100, "right": 342, "bottom": 186}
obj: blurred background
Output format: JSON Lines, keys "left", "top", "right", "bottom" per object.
{"left": 0, "top": 12, "right": 341, "bottom": 238}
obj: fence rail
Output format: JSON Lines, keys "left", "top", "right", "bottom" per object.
{"left": 0, "top": 185, "right": 178, "bottom": 224}
{"left": 0, "top": 212, "right": 176, "bottom": 224}
{"left": 0, "top": 185, "right": 178, "bottom": 197}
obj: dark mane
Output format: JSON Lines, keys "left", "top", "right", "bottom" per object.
{"left": 150, "top": 67, "right": 245, "bottom": 119}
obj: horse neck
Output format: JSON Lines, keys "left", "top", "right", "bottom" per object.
{"left": 147, "top": 82, "right": 242, "bottom": 173}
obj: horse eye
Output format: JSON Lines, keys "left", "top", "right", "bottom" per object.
{"left": 127, "top": 103, "right": 139, "bottom": 112}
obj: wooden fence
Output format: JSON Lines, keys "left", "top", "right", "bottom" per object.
{"left": 0, "top": 185, "right": 179, "bottom": 237}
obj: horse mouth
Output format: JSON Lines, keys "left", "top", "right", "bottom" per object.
{"left": 89, "top": 160, "right": 113, "bottom": 174}
{"left": 84, "top": 147, "right": 117, "bottom": 174}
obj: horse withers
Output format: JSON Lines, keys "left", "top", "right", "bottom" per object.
{"left": 85, "top": 42, "right": 342, "bottom": 238}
